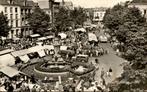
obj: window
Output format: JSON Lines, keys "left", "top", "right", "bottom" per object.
{"left": 16, "top": 14, "right": 18, "bottom": 19}
{"left": 15, "top": 8, "right": 17, "bottom": 13}
{"left": 25, "top": 9, "right": 27, "bottom": 13}
{"left": 4, "top": 7, "right": 7, "bottom": 13}
{"left": 21, "top": 9, "right": 23, "bottom": 15}
{"left": 11, "top": 20, "right": 13, "bottom": 27}
{"left": 10, "top": 7, "right": 13, "bottom": 13}
{"left": 10, "top": 14, "right": 13, "bottom": 19}
{"left": 144, "top": 9, "right": 146, "bottom": 15}
{"left": 28, "top": 9, "right": 31, "bottom": 13}
{"left": 16, "top": 20, "right": 18, "bottom": 27}
{"left": 16, "top": 29, "right": 19, "bottom": 37}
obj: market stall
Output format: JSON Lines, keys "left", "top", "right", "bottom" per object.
{"left": 0, "top": 54, "right": 15, "bottom": 66}
{"left": 0, "top": 66, "right": 20, "bottom": 77}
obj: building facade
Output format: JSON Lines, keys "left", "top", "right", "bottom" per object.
{"left": 85, "top": 7, "right": 107, "bottom": 24}
{"left": 93, "top": 7, "right": 107, "bottom": 22}
{"left": 38, "top": 0, "right": 73, "bottom": 23}
{"left": 0, "top": 0, "right": 37, "bottom": 39}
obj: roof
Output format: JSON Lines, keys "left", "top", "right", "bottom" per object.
{"left": 0, "top": 66, "right": 20, "bottom": 77}
{"left": 0, "top": 49, "right": 14, "bottom": 56}
{"left": 0, "top": 0, "right": 36, "bottom": 7}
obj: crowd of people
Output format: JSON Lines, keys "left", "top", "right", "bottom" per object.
{"left": 0, "top": 26, "right": 113, "bottom": 92}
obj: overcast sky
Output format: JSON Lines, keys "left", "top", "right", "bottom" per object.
{"left": 33, "top": 0, "right": 132, "bottom": 8}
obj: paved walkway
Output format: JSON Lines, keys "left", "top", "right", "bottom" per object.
{"left": 89, "top": 43, "right": 125, "bottom": 84}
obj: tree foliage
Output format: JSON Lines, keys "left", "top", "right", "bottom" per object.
{"left": 70, "top": 7, "right": 87, "bottom": 26}
{"left": 27, "top": 7, "right": 50, "bottom": 35}
{"left": 0, "top": 12, "right": 10, "bottom": 37}
{"left": 54, "top": 7, "right": 87, "bottom": 32}
{"left": 103, "top": 3, "right": 147, "bottom": 91}
{"left": 54, "top": 7, "right": 73, "bottom": 32}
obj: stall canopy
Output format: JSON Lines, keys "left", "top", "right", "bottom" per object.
{"left": 0, "top": 54, "right": 15, "bottom": 66}
{"left": 28, "top": 46, "right": 44, "bottom": 52}
{"left": 43, "top": 45, "right": 54, "bottom": 50}
{"left": 0, "top": 49, "right": 14, "bottom": 56}
{"left": 37, "top": 37, "right": 48, "bottom": 41}
{"left": 58, "top": 33, "right": 67, "bottom": 39}
{"left": 11, "top": 49, "right": 31, "bottom": 57}
{"left": 74, "top": 28, "right": 86, "bottom": 32}
{"left": 19, "top": 55, "right": 30, "bottom": 63}
{"left": 37, "top": 50, "right": 46, "bottom": 57}
{"left": 60, "top": 46, "right": 67, "bottom": 50}
{"left": 46, "top": 35, "right": 54, "bottom": 39}
{"left": 88, "top": 33, "right": 98, "bottom": 42}
{"left": 0, "top": 66, "right": 20, "bottom": 77}
{"left": 30, "top": 34, "right": 40, "bottom": 38}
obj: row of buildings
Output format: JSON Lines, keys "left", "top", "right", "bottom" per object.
{"left": 1, "top": 0, "right": 147, "bottom": 39}
{"left": 0, "top": 0, "right": 74, "bottom": 39}
{"left": 0, "top": 0, "right": 38, "bottom": 39}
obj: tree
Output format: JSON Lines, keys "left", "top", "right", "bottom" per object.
{"left": 54, "top": 7, "right": 87, "bottom": 32}
{"left": 54, "top": 7, "right": 73, "bottom": 32}
{"left": 0, "top": 12, "right": 10, "bottom": 37}
{"left": 27, "top": 7, "right": 50, "bottom": 35}
{"left": 70, "top": 7, "right": 87, "bottom": 27}
{"left": 103, "top": 3, "right": 147, "bottom": 91}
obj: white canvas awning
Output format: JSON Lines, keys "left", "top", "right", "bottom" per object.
{"left": 0, "top": 66, "right": 20, "bottom": 77}
{"left": 0, "top": 49, "right": 14, "bottom": 55}
{"left": 37, "top": 37, "right": 47, "bottom": 41}
{"left": 46, "top": 35, "right": 54, "bottom": 39}
{"left": 74, "top": 28, "right": 86, "bottom": 32}
{"left": 28, "top": 46, "right": 44, "bottom": 52}
{"left": 88, "top": 33, "right": 98, "bottom": 42}
{"left": 30, "top": 34, "right": 40, "bottom": 38}
{"left": 58, "top": 33, "right": 67, "bottom": 39}
{"left": 0, "top": 54, "right": 15, "bottom": 66}
{"left": 60, "top": 46, "right": 67, "bottom": 50}
{"left": 11, "top": 49, "right": 31, "bottom": 57}
{"left": 19, "top": 55, "right": 30, "bottom": 63}
{"left": 43, "top": 45, "right": 54, "bottom": 50}
{"left": 37, "top": 50, "right": 46, "bottom": 57}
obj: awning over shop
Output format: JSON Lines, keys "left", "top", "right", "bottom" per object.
{"left": 0, "top": 66, "right": 20, "bottom": 77}
{"left": 28, "top": 46, "right": 44, "bottom": 52}
{"left": 37, "top": 37, "right": 48, "bottom": 41}
{"left": 46, "top": 35, "right": 54, "bottom": 39}
{"left": 60, "top": 46, "right": 67, "bottom": 50}
{"left": 11, "top": 49, "right": 31, "bottom": 57}
{"left": 43, "top": 45, "right": 54, "bottom": 50}
{"left": 0, "top": 49, "right": 14, "bottom": 56}
{"left": 74, "top": 28, "right": 86, "bottom": 32}
{"left": 58, "top": 33, "right": 67, "bottom": 39}
{"left": 19, "top": 55, "right": 30, "bottom": 63}
{"left": 0, "top": 54, "right": 15, "bottom": 66}
{"left": 30, "top": 34, "right": 40, "bottom": 38}
{"left": 37, "top": 50, "right": 46, "bottom": 57}
{"left": 88, "top": 33, "right": 98, "bottom": 42}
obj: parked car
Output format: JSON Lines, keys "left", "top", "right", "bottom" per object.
{"left": 99, "top": 35, "right": 108, "bottom": 43}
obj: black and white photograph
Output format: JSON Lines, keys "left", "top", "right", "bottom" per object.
{"left": 0, "top": 0, "right": 147, "bottom": 92}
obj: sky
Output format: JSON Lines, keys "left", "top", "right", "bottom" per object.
{"left": 33, "top": 0, "right": 132, "bottom": 8}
